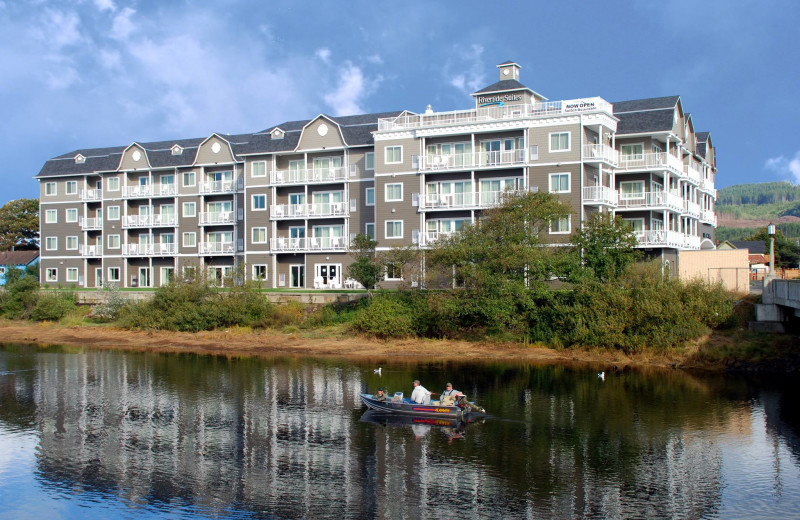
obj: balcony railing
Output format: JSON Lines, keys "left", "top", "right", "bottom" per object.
{"left": 582, "top": 145, "right": 619, "bottom": 165}
{"left": 79, "top": 217, "right": 102, "bottom": 230}
{"left": 199, "top": 211, "right": 235, "bottom": 225}
{"left": 684, "top": 235, "right": 702, "bottom": 249}
{"left": 270, "top": 236, "right": 347, "bottom": 252}
{"left": 80, "top": 189, "right": 102, "bottom": 201}
{"left": 123, "top": 215, "right": 153, "bottom": 228}
{"left": 617, "top": 191, "right": 684, "bottom": 212}
{"left": 582, "top": 186, "right": 618, "bottom": 206}
{"left": 700, "top": 209, "right": 717, "bottom": 226}
{"left": 685, "top": 163, "right": 702, "bottom": 185}
{"left": 199, "top": 180, "right": 237, "bottom": 194}
{"left": 123, "top": 243, "right": 155, "bottom": 256}
{"left": 617, "top": 152, "right": 683, "bottom": 173}
{"left": 80, "top": 245, "right": 102, "bottom": 257}
{"left": 700, "top": 177, "right": 716, "bottom": 194}
{"left": 634, "top": 230, "right": 685, "bottom": 248}
{"left": 122, "top": 185, "right": 153, "bottom": 198}
{"left": 152, "top": 184, "right": 177, "bottom": 197}
{"left": 199, "top": 242, "right": 235, "bottom": 254}
{"left": 683, "top": 201, "right": 701, "bottom": 218}
{"left": 270, "top": 202, "right": 348, "bottom": 219}
{"left": 419, "top": 231, "right": 458, "bottom": 247}
{"left": 270, "top": 167, "right": 348, "bottom": 185}
{"left": 154, "top": 243, "right": 177, "bottom": 255}
{"left": 420, "top": 149, "right": 529, "bottom": 171}
{"left": 377, "top": 97, "right": 613, "bottom": 131}
{"left": 421, "top": 188, "right": 534, "bottom": 210}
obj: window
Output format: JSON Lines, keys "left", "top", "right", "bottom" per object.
{"left": 365, "top": 152, "right": 375, "bottom": 170}
{"left": 385, "top": 262, "right": 402, "bottom": 280}
{"left": 183, "top": 171, "right": 196, "bottom": 187}
{"left": 549, "top": 215, "right": 571, "bottom": 234}
{"left": 66, "top": 268, "right": 79, "bottom": 282}
{"left": 108, "top": 267, "right": 121, "bottom": 282}
{"left": 365, "top": 223, "right": 375, "bottom": 239}
{"left": 252, "top": 161, "right": 267, "bottom": 177}
{"left": 65, "top": 208, "right": 78, "bottom": 222}
{"left": 108, "top": 206, "right": 120, "bottom": 220}
{"left": 366, "top": 187, "right": 375, "bottom": 206}
{"left": 549, "top": 132, "right": 570, "bottom": 152}
{"left": 385, "top": 146, "right": 402, "bottom": 164}
{"left": 621, "top": 144, "right": 644, "bottom": 160}
{"left": 66, "top": 236, "right": 78, "bottom": 250}
{"left": 183, "top": 232, "right": 196, "bottom": 247}
{"left": 549, "top": 173, "right": 570, "bottom": 193}
{"left": 66, "top": 181, "right": 78, "bottom": 195}
{"left": 182, "top": 202, "right": 196, "bottom": 217}
{"left": 108, "top": 235, "right": 120, "bottom": 249}
{"left": 45, "top": 182, "right": 57, "bottom": 196}
{"left": 252, "top": 265, "right": 268, "bottom": 281}
{"left": 252, "top": 227, "right": 267, "bottom": 244}
{"left": 107, "top": 176, "right": 120, "bottom": 191}
{"left": 45, "top": 268, "right": 58, "bottom": 282}
{"left": 385, "top": 183, "right": 403, "bottom": 202}
{"left": 386, "top": 220, "right": 403, "bottom": 239}
{"left": 45, "top": 237, "right": 57, "bottom": 250}
{"left": 252, "top": 194, "right": 266, "bottom": 210}
{"left": 620, "top": 181, "right": 645, "bottom": 199}
{"left": 45, "top": 209, "right": 57, "bottom": 223}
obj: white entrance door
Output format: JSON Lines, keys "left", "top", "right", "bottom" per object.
{"left": 314, "top": 264, "right": 342, "bottom": 289}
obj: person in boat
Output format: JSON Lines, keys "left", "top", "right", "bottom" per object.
{"left": 410, "top": 380, "right": 431, "bottom": 405}
{"left": 439, "top": 383, "right": 462, "bottom": 406}
{"left": 373, "top": 387, "right": 387, "bottom": 402}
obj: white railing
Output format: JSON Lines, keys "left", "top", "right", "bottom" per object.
{"left": 582, "top": 145, "right": 619, "bottom": 165}
{"left": 684, "top": 235, "right": 702, "bottom": 249}
{"left": 199, "top": 211, "right": 234, "bottom": 225}
{"left": 152, "top": 183, "right": 177, "bottom": 196}
{"left": 199, "top": 242, "right": 235, "bottom": 254}
{"left": 419, "top": 231, "right": 457, "bottom": 246}
{"left": 377, "top": 97, "right": 613, "bottom": 131}
{"left": 153, "top": 214, "right": 177, "bottom": 226}
{"left": 123, "top": 215, "right": 153, "bottom": 228}
{"left": 270, "top": 202, "right": 348, "bottom": 219}
{"left": 685, "top": 163, "right": 702, "bottom": 185}
{"left": 80, "top": 189, "right": 101, "bottom": 201}
{"left": 617, "top": 191, "right": 684, "bottom": 212}
{"left": 634, "top": 230, "right": 685, "bottom": 248}
{"left": 199, "top": 180, "right": 236, "bottom": 193}
{"left": 79, "top": 217, "right": 102, "bottom": 230}
{"left": 700, "top": 209, "right": 717, "bottom": 226}
{"left": 582, "top": 186, "right": 618, "bottom": 205}
{"left": 700, "top": 177, "right": 716, "bottom": 194}
{"left": 80, "top": 245, "right": 102, "bottom": 256}
{"left": 420, "top": 149, "right": 528, "bottom": 171}
{"left": 123, "top": 185, "right": 152, "bottom": 198}
{"left": 683, "top": 201, "right": 701, "bottom": 218}
{"left": 271, "top": 167, "right": 348, "bottom": 185}
{"left": 617, "top": 152, "right": 683, "bottom": 173}
{"left": 423, "top": 192, "right": 476, "bottom": 209}
{"left": 123, "top": 243, "right": 155, "bottom": 256}
{"left": 270, "top": 236, "right": 347, "bottom": 252}
{"left": 154, "top": 243, "right": 176, "bottom": 255}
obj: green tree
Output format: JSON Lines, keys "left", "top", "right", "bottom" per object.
{"left": 571, "top": 213, "right": 641, "bottom": 282}
{"left": 0, "top": 198, "right": 39, "bottom": 250}
{"left": 347, "top": 233, "right": 381, "bottom": 294}
{"left": 747, "top": 227, "right": 800, "bottom": 268}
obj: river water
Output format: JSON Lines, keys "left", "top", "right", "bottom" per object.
{"left": 0, "top": 344, "right": 798, "bottom": 519}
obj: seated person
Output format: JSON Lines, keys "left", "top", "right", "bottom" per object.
{"left": 439, "top": 382, "right": 462, "bottom": 406}
{"left": 373, "top": 387, "right": 387, "bottom": 402}
{"left": 410, "top": 380, "right": 431, "bottom": 404}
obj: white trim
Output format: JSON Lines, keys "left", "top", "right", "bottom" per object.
{"left": 385, "top": 145, "right": 403, "bottom": 164}
{"left": 45, "top": 267, "right": 58, "bottom": 282}
{"left": 65, "top": 208, "right": 78, "bottom": 223}
{"left": 66, "top": 267, "right": 79, "bottom": 282}
{"left": 365, "top": 187, "right": 375, "bottom": 206}
{"left": 182, "top": 232, "right": 197, "bottom": 247}
{"left": 44, "top": 182, "right": 57, "bottom": 196}
{"left": 251, "top": 193, "right": 267, "bottom": 211}
{"left": 365, "top": 152, "right": 375, "bottom": 171}
{"left": 252, "top": 227, "right": 268, "bottom": 244}
{"left": 45, "top": 236, "right": 58, "bottom": 250}
{"left": 549, "top": 131, "right": 571, "bottom": 153}
{"left": 549, "top": 215, "right": 571, "bottom": 235}
{"left": 107, "top": 267, "right": 121, "bottom": 282}
{"left": 385, "top": 182, "right": 403, "bottom": 202}
{"left": 107, "top": 176, "right": 120, "bottom": 191}
{"left": 182, "top": 201, "right": 196, "bottom": 217}
{"left": 44, "top": 209, "right": 58, "bottom": 224}
{"left": 65, "top": 236, "right": 78, "bottom": 250}
{"left": 107, "top": 234, "right": 120, "bottom": 249}
{"left": 548, "top": 172, "right": 571, "bottom": 193}
{"left": 251, "top": 160, "right": 267, "bottom": 178}
{"left": 108, "top": 205, "right": 120, "bottom": 220}
{"left": 385, "top": 220, "right": 403, "bottom": 239}
{"left": 182, "top": 171, "right": 196, "bottom": 187}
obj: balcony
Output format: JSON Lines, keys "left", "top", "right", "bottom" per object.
{"left": 199, "top": 242, "right": 235, "bottom": 255}
{"left": 582, "top": 186, "right": 618, "bottom": 206}
{"left": 270, "top": 202, "right": 348, "bottom": 219}
{"left": 582, "top": 145, "right": 619, "bottom": 166}
{"left": 154, "top": 243, "right": 177, "bottom": 255}
{"left": 270, "top": 167, "right": 348, "bottom": 185}
{"left": 80, "top": 245, "right": 102, "bottom": 257}
{"left": 79, "top": 217, "right": 102, "bottom": 230}
{"left": 377, "top": 97, "right": 614, "bottom": 131}
{"left": 685, "top": 163, "right": 702, "bottom": 185}
{"left": 700, "top": 209, "right": 717, "bottom": 226}
{"left": 633, "top": 230, "right": 686, "bottom": 248}
{"left": 80, "top": 188, "right": 102, "bottom": 201}
{"left": 683, "top": 201, "right": 701, "bottom": 218}
{"left": 700, "top": 176, "right": 716, "bottom": 195}
{"left": 151, "top": 184, "right": 177, "bottom": 197}
{"left": 199, "top": 211, "right": 235, "bottom": 225}
{"left": 270, "top": 236, "right": 347, "bottom": 252}
{"left": 617, "top": 152, "right": 683, "bottom": 173}
{"left": 122, "top": 185, "right": 152, "bottom": 198}
{"left": 420, "top": 149, "right": 529, "bottom": 172}
{"left": 419, "top": 231, "right": 457, "bottom": 247}
{"left": 123, "top": 243, "right": 155, "bottom": 256}
{"left": 199, "top": 180, "right": 237, "bottom": 194}
{"left": 616, "top": 191, "right": 684, "bottom": 212}
{"left": 122, "top": 214, "right": 177, "bottom": 228}
{"left": 420, "top": 189, "right": 533, "bottom": 210}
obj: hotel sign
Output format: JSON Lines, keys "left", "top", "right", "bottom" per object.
{"left": 478, "top": 93, "right": 523, "bottom": 106}
{"left": 563, "top": 98, "right": 598, "bottom": 113}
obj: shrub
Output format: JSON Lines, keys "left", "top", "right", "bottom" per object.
{"left": 90, "top": 284, "right": 130, "bottom": 322}
{"left": 351, "top": 295, "right": 420, "bottom": 338}
{"left": 256, "top": 301, "right": 306, "bottom": 329}
{"left": 30, "top": 292, "right": 77, "bottom": 321}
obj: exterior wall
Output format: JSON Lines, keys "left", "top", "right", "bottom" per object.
{"left": 119, "top": 144, "right": 149, "bottom": 171}
{"left": 677, "top": 250, "right": 749, "bottom": 293}
{"left": 195, "top": 136, "right": 234, "bottom": 165}
{"left": 297, "top": 118, "right": 345, "bottom": 150}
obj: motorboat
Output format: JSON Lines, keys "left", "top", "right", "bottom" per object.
{"left": 360, "top": 392, "right": 485, "bottom": 420}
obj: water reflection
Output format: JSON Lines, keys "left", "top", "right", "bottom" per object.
{"left": 0, "top": 344, "right": 798, "bottom": 519}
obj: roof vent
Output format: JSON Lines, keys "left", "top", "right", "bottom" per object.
{"left": 272, "top": 128, "right": 285, "bottom": 140}
{"left": 74, "top": 154, "right": 86, "bottom": 164}
{"left": 171, "top": 144, "right": 183, "bottom": 155}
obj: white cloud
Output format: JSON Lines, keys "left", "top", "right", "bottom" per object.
{"left": 446, "top": 43, "right": 485, "bottom": 94}
{"left": 323, "top": 62, "right": 378, "bottom": 116}
{"left": 111, "top": 7, "right": 136, "bottom": 40}
{"left": 366, "top": 54, "right": 383, "bottom": 65}
{"left": 39, "top": 9, "right": 84, "bottom": 49}
{"left": 765, "top": 152, "right": 800, "bottom": 184}
{"left": 93, "top": 0, "right": 115, "bottom": 12}
{"left": 316, "top": 47, "right": 331, "bottom": 63}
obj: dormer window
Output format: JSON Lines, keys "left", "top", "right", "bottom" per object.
{"left": 171, "top": 145, "right": 183, "bottom": 155}
{"left": 272, "top": 128, "right": 285, "bottom": 140}
{"left": 74, "top": 154, "right": 86, "bottom": 164}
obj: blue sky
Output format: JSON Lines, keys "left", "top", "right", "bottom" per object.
{"left": 1, "top": 0, "right": 799, "bottom": 202}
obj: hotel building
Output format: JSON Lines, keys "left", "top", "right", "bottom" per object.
{"left": 36, "top": 60, "right": 717, "bottom": 289}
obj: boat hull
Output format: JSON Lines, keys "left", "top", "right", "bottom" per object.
{"left": 360, "top": 393, "right": 464, "bottom": 419}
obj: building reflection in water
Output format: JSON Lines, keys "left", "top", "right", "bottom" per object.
{"left": 0, "top": 346, "right": 798, "bottom": 518}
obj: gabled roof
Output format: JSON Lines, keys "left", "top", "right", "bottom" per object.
{"left": 0, "top": 250, "right": 39, "bottom": 266}
{"left": 472, "top": 79, "right": 532, "bottom": 95}
{"left": 731, "top": 240, "right": 766, "bottom": 254}
{"left": 497, "top": 60, "right": 519, "bottom": 66}
{"left": 612, "top": 95, "right": 680, "bottom": 114}
{"left": 615, "top": 109, "right": 675, "bottom": 135}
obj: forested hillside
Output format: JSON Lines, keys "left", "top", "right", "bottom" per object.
{"left": 717, "top": 182, "right": 800, "bottom": 206}
{"left": 715, "top": 182, "right": 800, "bottom": 241}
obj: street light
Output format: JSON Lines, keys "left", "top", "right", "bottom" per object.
{"left": 766, "top": 222, "right": 776, "bottom": 283}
